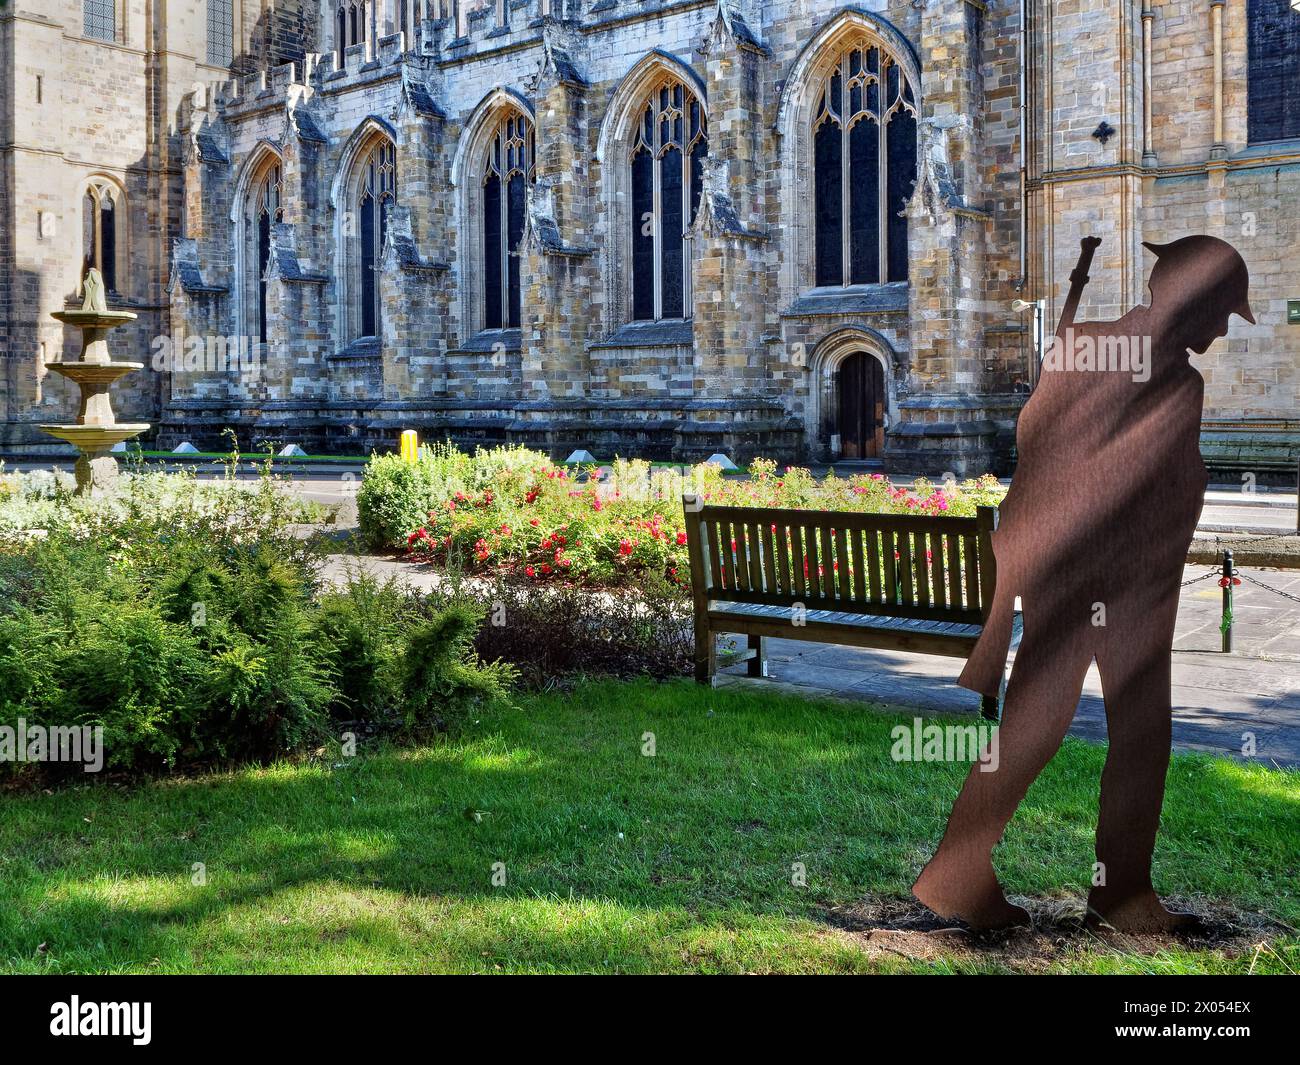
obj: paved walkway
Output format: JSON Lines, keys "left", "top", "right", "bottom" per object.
{"left": 716, "top": 563, "right": 1300, "bottom": 767}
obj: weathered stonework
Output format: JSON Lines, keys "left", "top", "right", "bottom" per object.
{"left": 1, "top": 1, "right": 1295, "bottom": 473}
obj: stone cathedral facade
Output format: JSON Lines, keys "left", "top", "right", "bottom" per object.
{"left": 1, "top": 0, "right": 1296, "bottom": 473}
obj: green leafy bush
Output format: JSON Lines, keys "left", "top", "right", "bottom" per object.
{"left": 0, "top": 470, "right": 514, "bottom": 782}
{"left": 356, "top": 450, "right": 452, "bottom": 550}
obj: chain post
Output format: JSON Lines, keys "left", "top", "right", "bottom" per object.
{"left": 1220, "top": 549, "right": 1235, "bottom": 653}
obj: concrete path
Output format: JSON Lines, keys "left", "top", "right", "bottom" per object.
{"left": 716, "top": 563, "right": 1300, "bottom": 767}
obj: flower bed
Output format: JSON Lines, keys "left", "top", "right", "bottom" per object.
{"left": 358, "top": 445, "right": 1005, "bottom": 589}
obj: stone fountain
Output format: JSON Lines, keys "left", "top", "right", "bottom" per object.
{"left": 40, "top": 268, "right": 150, "bottom": 494}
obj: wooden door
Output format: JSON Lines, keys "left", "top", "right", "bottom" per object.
{"left": 838, "top": 352, "right": 884, "bottom": 459}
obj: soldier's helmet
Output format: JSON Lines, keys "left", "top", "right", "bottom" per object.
{"left": 1142, "top": 236, "right": 1255, "bottom": 325}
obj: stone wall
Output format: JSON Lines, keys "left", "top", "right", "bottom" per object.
{"left": 1028, "top": 0, "right": 1298, "bottom": 475}
{"left": 3, "top": 0, "right": 1295, "bottom": 474}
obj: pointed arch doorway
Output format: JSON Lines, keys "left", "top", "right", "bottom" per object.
{"left": 837, "top": 351, "right": 885, "bottom": 459}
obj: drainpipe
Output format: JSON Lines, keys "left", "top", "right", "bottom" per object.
{"left": 1016, "top": 0, "right": 1029, "bottom": 291}
{"left": 1141, "top": 0, "right": 1157, "bottom": 167}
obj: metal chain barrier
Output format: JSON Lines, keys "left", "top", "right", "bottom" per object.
{"left": 1202, "top": 532, "right": 1299, "bottom": 549}
{"left": 1238, "top": 571, "right": 1300, "bottom": 607}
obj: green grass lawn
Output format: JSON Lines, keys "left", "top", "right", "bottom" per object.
{"left": 1, "top": 680, "right": 1295, "bottom": 974}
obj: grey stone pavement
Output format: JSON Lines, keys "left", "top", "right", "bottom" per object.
{"left": 715, "top": 564, "right": 1300, "bottom": 768}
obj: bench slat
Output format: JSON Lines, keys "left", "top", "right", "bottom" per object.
{"left": 700, "top": 504, "right": 981, "bottom": 537}
{"left": 897, "top": 529, "right": 914, "bottom": 605}
{"left": 866, "top": 527, "right": 883, "bottom": 605}
{"left": 851, "top": 526, "right": 867, "bottom": 602}
{"left": 916, "top": 530, "right": 931, "bottom": 609}
{"left": 835, "top": 526, "right": 851, "bottom": 601}
{"left": 706, "top": 586, "right": 985, "bottom": 625}
{"left": 775, "top": 519, "right": 792, "bottom": 596}
{"left": 882, "top": 528, "right": 898, "bottom": 606}
{"left": 808, "top": 521, "right": 825, "bottom": 601}
{"left": 930, "top": 531, "right": 946, "bottom": 610}
{"left": 709, "top": 602, "right": 984, "bottom": 636}
{"left": 760, "top": 520, "right": 778, "bottom": 594}
{"left": 946, "top": 532, "right": 963, "bottom": 611}
{"left": 705, "top": 517, "right": 725, "bottom": 590}
{"left": 791, "top": 524, "right": 808, "bottom": 599}
{"left": 747, "top": 521, "right": 763, "bottom": 591}
{"left": 963, "top": 531, "right": 979, "bottom": 612}
{"left": 819, "top": 524, "right": 836, "bottom": 600}
{"left": 729, "top": 519, "right": 743, "bottom": 591}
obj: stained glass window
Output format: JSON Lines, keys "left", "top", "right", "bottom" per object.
{"left": 483, "top": 113, "right": 535, "bottom": 330}
{"left": 1247, "top": 0, "right": 1300, "bottom": 142}
{"left": 356, "top": 140, "right": 396, "bottom": 338}
{"left": 254, "top": 164, "right": 283, "bottom": 342}
{"left": 82, "top": 180, "right": 121, "bottom": 293}
{"left": 630, "top": 79, "right": 707, "bottom": 322}
{"left": 813, "top": 45, "right": 916, "bottom": 287}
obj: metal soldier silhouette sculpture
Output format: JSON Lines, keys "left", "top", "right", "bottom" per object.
{"left": 912, "top": 235, "right": 1255, "bottom": 933}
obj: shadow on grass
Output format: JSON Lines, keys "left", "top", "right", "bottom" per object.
{"left": 1, "top": 680, "right": 1296, "bottom": 972}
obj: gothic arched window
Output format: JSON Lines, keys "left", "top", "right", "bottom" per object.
{"left": 82, "top": 179, "right": 123, "bottom": 294}
{"left": 630, "top": 79, "right": 707, "bottom": 321}
{"left": 813, "top": 45, "right": 916, "bottom": 287}
{"left": 337, "top": 1, "right": 368, "bottom": 53}
{"left": 354, "top": 138, "right": 397, "bottom": 339}
{"left": 252, "top": 164, "right": 283, "bottom": 342}
{"left": 483, "top": 112, "right": 534, "bottom": 330}
{"left": 1247, "top": 0, "right": 1300, "bottom": 143}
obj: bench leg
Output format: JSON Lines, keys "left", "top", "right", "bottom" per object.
{"left": 747, "top": 634, "right": 767, "bottom": 678}
{"left": 694, "top": 626, "right": 716, "bottom": 685}
{"left": 979, "top": 694, "right": 999, "bottom": 722}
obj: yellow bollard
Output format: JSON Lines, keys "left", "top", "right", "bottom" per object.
{"left": 400, "top": 429, "right": 419, "bottom": 463}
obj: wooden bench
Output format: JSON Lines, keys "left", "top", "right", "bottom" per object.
{"left": 681, "top": 498, "right": 1008, "bottom": 720}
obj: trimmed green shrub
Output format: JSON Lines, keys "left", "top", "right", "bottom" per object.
{"left": 0, "top": 471, "right": 515, "bottom": 783}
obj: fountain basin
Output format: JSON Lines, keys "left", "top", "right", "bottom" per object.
{"left": 50, "top": 309, "right": 138, "bottom": 329}
{"left": 50, "top": 308, "right": 138, "bottom": 365}
{"left": 45, "top": 361, "right": 146, "bottom": 427}
{"left": 46, "top": 361, "right": 144, "bottom": 387}
{"left": 38, "top": 425, "right": 151, "bottom": 451}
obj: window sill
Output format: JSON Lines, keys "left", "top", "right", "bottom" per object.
{"left": 590, "top": 319, "right": 694, "bottom": 349}
{"left": 448, "top": 327, "right": 522, "bottom": 356}
{"left": 783, "top": 283, "right": 909, "bottom": 318}
{"left": 328, "top": 337, "right": 382, "bottom": 360}
{"left": 1232, "top": 138, "right": 1300, "bottom": 162}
